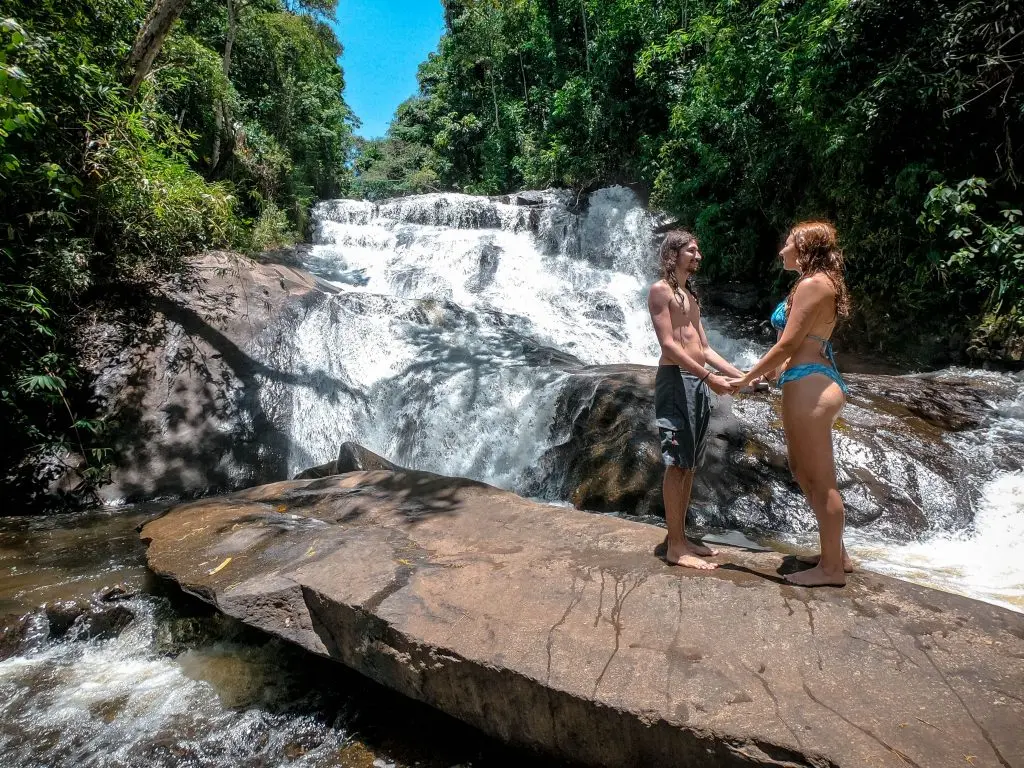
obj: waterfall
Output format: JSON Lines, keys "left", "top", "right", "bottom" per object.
{"left": 282, "top": 185, "right": 1023, "bottom": 611}
{"left": 844, "top": 383, "right": 1024, "bottom": 608}
{"left": 286, "top": 187, "right": 760, "bottom": 486}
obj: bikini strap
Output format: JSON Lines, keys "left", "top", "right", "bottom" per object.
{"left": 806, "top": 334, "right": 839, "bottom": 370}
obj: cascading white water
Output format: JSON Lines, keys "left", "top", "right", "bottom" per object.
{"left": 292, "top": 186, "right": 1024, "bottom": 611}
{"left": 0, "top": 598, "right": 352, "bottom": 767}
{"left": 846, "top": 471, "right": 1024, "bottom": 609}
{"left": 0, "top": 511, "right": 529, "bottom": 768}
{"left": 288, "top": 187, "right": 760, "bottom": 483}
{"left": 845, "top": 383, "right": 1024, "bottom": 610}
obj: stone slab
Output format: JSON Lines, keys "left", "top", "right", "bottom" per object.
{"left": 141, "top": 471, "right": 1024, "bottom": 768}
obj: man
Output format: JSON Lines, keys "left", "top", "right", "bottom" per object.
{"left": 648, "top": 229, "right": 742, "bottom": 569}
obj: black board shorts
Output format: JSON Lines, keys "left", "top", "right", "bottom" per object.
{"left": 654, "top": 365, "right": 712, "bottom": 470}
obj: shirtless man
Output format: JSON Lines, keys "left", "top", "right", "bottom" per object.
{"left": 648, "top": 229, "right": 743, "bottom": 570}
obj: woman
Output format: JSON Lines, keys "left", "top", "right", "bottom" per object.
{"left": 727, "top": 221, "right": 853, "bottom": 586}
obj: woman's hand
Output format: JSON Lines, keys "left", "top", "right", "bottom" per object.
{"left": 727, "top": 373, "right": 771, "bottom": 394}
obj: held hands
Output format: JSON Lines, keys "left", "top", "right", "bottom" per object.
{"left": 706, "top": 373, "right": 738, "bottom": 396}
{"left": 722, "top": 373, "right": 770, "bottom": 394}
{"left": 704, "top": 371, "right": 771, "bottom": 396}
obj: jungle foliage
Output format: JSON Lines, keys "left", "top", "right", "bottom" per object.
{"left": 357, "top": 0, "right": 1023, "bottom": 363}
{"left": 0, "top": 0, "right": 355, "bottom": 504}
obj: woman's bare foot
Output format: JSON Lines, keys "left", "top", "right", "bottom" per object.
{"left": 796, "top": 552, "right": 854, "bottom": 573}
{"left": 666, "top": 543, "right": 718, "bottom": 570}
{"left": 785, "top": 565, "right": 846, "bottom": 587}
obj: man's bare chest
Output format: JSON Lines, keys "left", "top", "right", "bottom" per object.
{"left": 670, "top": 296, "right": 701, "bottom": 336}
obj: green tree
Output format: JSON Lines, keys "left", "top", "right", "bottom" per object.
{"left": 371, "top": 0, "right": 1022, "bottom": 363}
{"left": 0, "top": 0, "right": 356, "bottom": 507}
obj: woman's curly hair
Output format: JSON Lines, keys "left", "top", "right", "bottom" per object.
{"left": 786, "top": 220, "right": 851, "bottom": 319}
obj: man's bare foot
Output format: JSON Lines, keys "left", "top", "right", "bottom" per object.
{"left": 796, "top": 553, "right": 854, "bottom": 573}
{"left": 660, "top": 535, "right": 718, "bottom": 557}
{"left": 666, "top": 544, "right": 718, "bottom": 570}
{"left": 785, "top": 565, "right": 846, "bottom": 587}
{"left": 668, "top": 553, "right": 719, "bottom": 570}
{"left": 684, "top": 541, "right": 719, "bottom": 557}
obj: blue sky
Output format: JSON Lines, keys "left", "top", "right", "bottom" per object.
{"left": 332, "top": 0, "right": 446, "bottom": 140}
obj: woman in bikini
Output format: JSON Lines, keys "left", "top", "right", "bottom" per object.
{"left": 727, "top": 221, "right": 853, "bottom": 586}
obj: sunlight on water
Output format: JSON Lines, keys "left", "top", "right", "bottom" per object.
{"left": 292, "top": 187, "right": 762, "bottom": 487}
{"left": 846, "top": 471, "right": 1024, "bottom": 611}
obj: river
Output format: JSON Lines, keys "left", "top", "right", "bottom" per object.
{"left": 1, "top": 186, "right": 1021, "bottom": 766}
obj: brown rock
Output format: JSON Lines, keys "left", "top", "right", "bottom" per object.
{"left": 141, "top": 471, "right": 1024, "bottom": 768}
{"left": 0, "top": 614, "right": 32, "bottom": 661}
{"left": 334, "top": 442, "right": 399, "bottom": 474}
{"left": 850, "top": 372, "right": 994, "bottom": 432}
{"left": 46, "top": 599, "right": 91, "bottom": 638}
{"left": 78, "top": 251, "right": 339, "bottom": 503}
{"left": 293, "top": 462, "right": 338, "bottom": 481}
{"left": 78, "top": 604, "right": 135, "bottom": 640}
{"left": 529, "top": 365, "right": 1006, "bottom": 539}
{"left": 294, "top": 442, "right": 400, "bottom": 480}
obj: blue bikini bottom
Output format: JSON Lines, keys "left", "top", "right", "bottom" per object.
{"left": 778, "top": 363, "right": 849, "bottom": 395}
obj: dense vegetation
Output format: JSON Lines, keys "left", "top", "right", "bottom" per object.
{"left": 357, "top": 0, "right": 1023, "bottom": 365}
{"left": 1, "top": 0, "right": 355, "bottom": 503}
{"left": 3, "top": 0, "right": 1021, "bottom": 507}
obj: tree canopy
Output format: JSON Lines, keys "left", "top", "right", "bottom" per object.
{"left": 0, "top": 0, "right": 356, "bottom": 505}
{"left": 357, "top": 0, "right": 1023, "bottom": 364}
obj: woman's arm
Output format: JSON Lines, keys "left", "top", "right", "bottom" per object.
{"left": 764, "top": 331, "right": 786, "bottom": 383}
{"left": 729, "top": 277, "right": 832, "bottom": 388}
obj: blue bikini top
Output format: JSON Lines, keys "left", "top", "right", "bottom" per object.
{"left": 770, "top": 301, "right": 840, "bottom": 368}
{"left": 770, "top": 301, "right": 787, "bottom": 332}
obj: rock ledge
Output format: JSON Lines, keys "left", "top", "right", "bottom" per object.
{"left": 141, "top": 471, "right": 1024, "bottom": 768}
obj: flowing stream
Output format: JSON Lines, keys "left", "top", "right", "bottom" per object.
{"left": 2, "top": 186, "right": 1022, "bottom": 767}
{"left": 0, "top": 510, "right": 565, "bottom": 767}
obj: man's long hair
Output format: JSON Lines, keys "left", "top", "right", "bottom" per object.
{"left": 785, "top": 220, "right": 851, "bottom": 319}
{"left": 658, "top": 229, "right": 699, "bottom": 306}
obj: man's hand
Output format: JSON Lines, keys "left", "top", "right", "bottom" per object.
{"left": 706, "top": 374, "right": 736, "bottom": 396}
{"left": 723, "top": 374, "right": 751, "bottom": 392}
{"left": 730, "top": 374, "right": 771, "bottom": 393}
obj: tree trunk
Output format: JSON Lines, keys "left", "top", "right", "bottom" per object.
{"left": 223, "top": 0, "right": 237, "bottom": 78}
{"left": 126, "top": 0, "right": 190, "bottom": 97}
{"left": 212, "top": 103, "right": 226, "bottom": 171}
{"left": 490, "top": 68, "right": 500, "bottom": 129}
{"left": 519, "top": 50, "right": 529, "bottom": 106}
{"left": 211, "top": 0, "right": 240, "bottom": 172}
{"left": 580, "top": 0, "right": 590, "bottom": 73}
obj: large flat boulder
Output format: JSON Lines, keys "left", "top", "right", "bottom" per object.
{"left": 141, "top": 471, "right": 1024, "bottom": 768}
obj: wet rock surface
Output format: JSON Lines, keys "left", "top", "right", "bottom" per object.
{"left": 531, "top": 365, "right": 1014, "bottom": 539}
{"left": 76, "top": 251, "right": 338, "bottom": 504}
{"left": 66, "top": 243, "right": 1018, "bottom": 550}
{"left": 44, "top": 593, "right": 136, "bottom": 641}
{"left": 45, "top": 599, "right": 92, "bottom": 639}
{"left": 141, "top": 471, "right": 1024, "bottom": 768}
{"left": 0, "top": 614, "right": 34, "bottom": 661}
{"left": 295, "top": 442, "right": 399, "bottom": 480}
